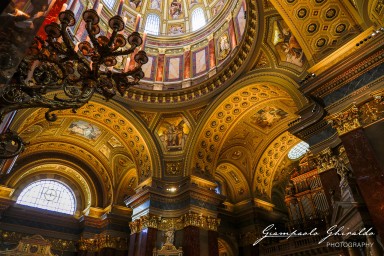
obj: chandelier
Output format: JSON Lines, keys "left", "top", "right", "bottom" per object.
{"left": 0, "top": 8, "right": 148, "bottom": 159}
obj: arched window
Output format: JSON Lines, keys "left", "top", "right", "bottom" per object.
{"left": 191, "top": 8, "right": 206, "bottom": 31}
{"left": 288, "top": 141, "right": 310, "bottom": 160}
{"left": 17, "top": 180, "right": 76, "bottom": 215}
{"left": 215, "top": 182, "right": 221, "bottom": 194}
{"left": 144, "top": 14, "right": 160, "bottom": 35}
{"left": 103, "top": 0, "right": 116, "bottom": 10}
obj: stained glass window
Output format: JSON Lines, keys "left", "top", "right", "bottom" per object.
{"left": 288, "top": 141, "right": 309, "bottom": 160}
{"left": 144, "top": 14, "right": 160, "bottom": 35}
{"left": 191, "top": 8, "right": 206, "bottom": 31}
{"left": 17, "top": 180, "right": 76, "bottom": 215}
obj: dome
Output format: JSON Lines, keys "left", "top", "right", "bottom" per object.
{"left": 69, "top": 0, "right": 249, "bottom": 94}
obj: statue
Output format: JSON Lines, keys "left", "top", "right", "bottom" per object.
{"left": 332, "top": 155, "right": 352, "bottom": 182}
{"left": 165, "top": 229, "right": 175, "bottom": 245}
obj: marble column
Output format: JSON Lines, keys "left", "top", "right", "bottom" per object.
{"left": 156, "top": 51, "right": 165, "bottom": 82}
{"left": 128, "top": 232, "right": 138, "bottom": 256}
{"left": 183, "top": 226, "right": 200, "bottom": 256}
{"left": 136, "top": 227, "right": 157, "bottom": 256}
{"left": 183, "top": 46, "right": 191, "bottom": 79}
{"left": 208, "top": 230, "right": 219, "bottom": 256}
{"left": 329, "top": 105, "right": 384, "bottom": 241}
{"left": 339, "top": 128, "right": 384, "bottom": 240}
{"left": 208, "top": 36, "right": 216, "bottom": 69}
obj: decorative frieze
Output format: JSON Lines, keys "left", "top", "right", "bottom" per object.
{"left": 327, "top": 104, "right": 361, "bottom": 136}
{"left": 78, "top": 234, "right": 128, "bottom": 252}
{"left": 129, "top": 213, "right": 220, "bottom": 234}
{"left": 327, "top": 91, "right": 384, "bottom": 136}
{"left": 0, "top": 231, "right": 76, "bottom": 252}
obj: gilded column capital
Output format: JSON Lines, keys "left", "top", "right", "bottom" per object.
{"left": 327, "top": 104, "right": 361, "bottom": 136}
{"left": 78, "top": 234, "right": 128, "bottom": 251}
{"left": 129, "top": 213, "right": 221, "bottom": 234}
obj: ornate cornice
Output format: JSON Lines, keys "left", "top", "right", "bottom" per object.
{"left": 302, "top": 32, "right": 384, "bottom": 97}
{"left": 327, "top": 104, "right": 361, "bottom": 136}
{"left": 327, "top": 90, "right": 384, "bottom": 136}
{"left": 129, "top": 213, "right": 220, "bottom": 234}
{"left": 78, "top": 234, "right": 128, "bottom": 252}
{"left": 0, "top": 231, "right": 76, "bottom": 252}
{"left": 312, "top": 48, "right": 384, "bottom": 98}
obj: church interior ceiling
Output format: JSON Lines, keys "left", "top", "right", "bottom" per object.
{"left": 3, "top": 0, "right": 383, "bottom": 219}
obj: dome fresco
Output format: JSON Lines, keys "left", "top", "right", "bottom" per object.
{"left": 69, "top": 0, "right": 247, "bottom": 90}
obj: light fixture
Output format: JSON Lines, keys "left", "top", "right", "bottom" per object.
{"left": 166, "top": 187, "right": 177, "bottom": 193}
{"left": 0, "top": 8, "right": 148, "bottom": 159}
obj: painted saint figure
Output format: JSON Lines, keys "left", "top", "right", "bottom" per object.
{"left": 218, "top": 34, "right": 230, "bottom": 60}
{"left": 169, "top": 0, "right": 182, "bottom": 19}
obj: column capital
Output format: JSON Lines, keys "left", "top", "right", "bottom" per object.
{"left": 327, "top": 104, "right": 361, "bottom": 136}
{"left": 78, "top": 233, "right": 128, "bottom": 252}
{"left": 129, "top": 213, "right": 221, "bottom": 234}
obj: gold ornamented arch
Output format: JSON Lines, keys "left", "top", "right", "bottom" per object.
{"left": 186, "top": 72, "right": 306, "bottom": 177}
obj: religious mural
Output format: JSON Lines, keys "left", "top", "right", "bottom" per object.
{"left": 169, "top": 0, "right": 183, "bottom": 19}
{"left": 148, "top": 0, "right": 161, "bottom": 11}
{"left": 250, "top": 106, "right": 288, "bottom": 128}
{"left": 156, "top": 116, "right": 190, "bottom": 152}
{"left": 271, "top": 19, "right": 305, "bottom": 67}
{"left": 129, "top": 0, "right": 142, "bottom": 11}
{"left": 217, "top": 32, "right": 231, "bottom": 60}
{"left": 168, "top": 23, "right": 184, "bottom": 35}
{"left": 68, "top": 120, "right": 102, "bottom": 140}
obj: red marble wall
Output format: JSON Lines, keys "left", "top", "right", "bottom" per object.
{"left": 136, "top": 227, "right": 157, "bottom": 256}
{"left": 340, "top": 128, "right": 384, "bottom": 240}
{"left": 184, "top": 50, "right": 191, "bottom": 79}
{"left": 183, "top": 226, "right": 200, "bottom": 256}
{"left": 128, "top": 232, "right": 138, "bottom": 256}
{"left": 209, "top": 39, "right": 215, "bottom": 69}
{"left": 156, "top": 54, "right": 165, "bottom": 82}
{"left": 208, "top": 230, "right": 219, "bottom": 256}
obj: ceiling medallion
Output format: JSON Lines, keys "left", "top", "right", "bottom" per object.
{"left": 0, "top": 4, "right": 147, "bottom": 159}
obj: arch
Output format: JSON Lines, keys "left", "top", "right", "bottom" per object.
{"left": 6, "top": 160, "right": 97, "bottom": 216}
{"left": 186, "top": 72, "right": 307, "bottom": 177}
{"left": 218, "top": 236, "right": 237, "bottom": 256}
{"left": 11, "top": 97, "right": 162, "bottom": 183}
{"left": 215, "top": 163, "right": 251, "bottom": 203}
{"left": 191, "top": 7, "right": 206, "bottom": 31}
{"left": 115, "top": 168, "right": 138, "bottom": 205}
{"left": 252, "top": 131, "right": 300, "bottom": 201}
{"left": 17, "top": 179, "right": 76, "bottom": 215}
{"left": 144, "top": 13, "right": 160, "bottom": 35}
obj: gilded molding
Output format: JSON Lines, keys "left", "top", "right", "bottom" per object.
{"left": 327, "top": 104, "right": 361, "bottom": 136}
{"left": 0, "top": 231, "right": 76, "bottom": 252}
{"left": 129, "top": 213, "right": 220, "bottom": 234}
{"left": 78, "top": 234, "right": 128, "bottom": 251}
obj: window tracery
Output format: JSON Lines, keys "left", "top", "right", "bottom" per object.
{"left": 17, "top": 180, "right": 76, "bottom": 215}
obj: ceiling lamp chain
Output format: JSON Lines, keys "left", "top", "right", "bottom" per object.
{"left": 0, "top": 9, "right": 148, "bottom": 159}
